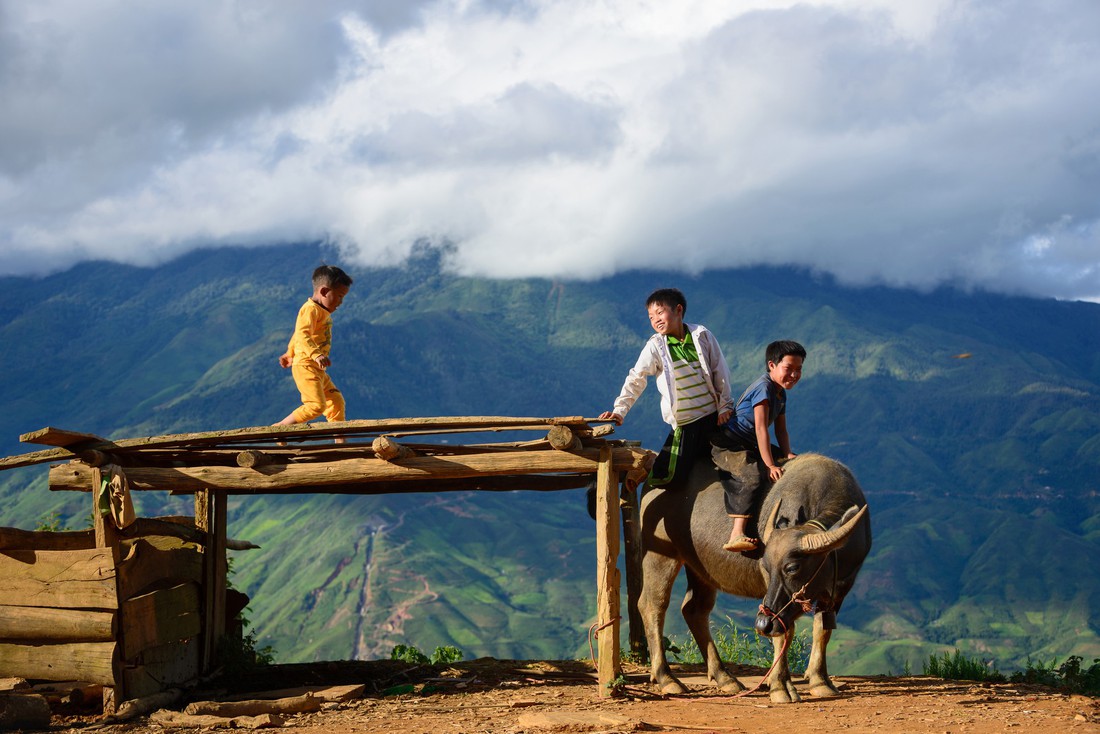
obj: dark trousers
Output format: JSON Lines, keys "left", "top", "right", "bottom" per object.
{"left": 710, "top": 427, "right": 770, "bottom": 516}
{"left": 649, "top": 412, "right": 718, "bottom": 490}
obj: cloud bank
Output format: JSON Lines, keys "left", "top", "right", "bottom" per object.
{"left": 1, "top": 0, "right": 1098, "bottom": 300}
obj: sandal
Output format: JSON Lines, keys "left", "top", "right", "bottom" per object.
{"left": 723, "top": 536, "right": 760, "bottom": 553}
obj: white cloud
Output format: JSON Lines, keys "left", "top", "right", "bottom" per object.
{"left": 1, "top": 0, "right": 1098, "bottom": 300}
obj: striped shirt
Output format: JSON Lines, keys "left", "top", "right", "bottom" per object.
{"left": 667, "top": 331, "right": 716, "bottom": 425}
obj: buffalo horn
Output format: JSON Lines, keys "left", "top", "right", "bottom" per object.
{"left": 761, "top": 499, "right": 783, "bottom": 546}
{"left": 798, "top": 504, "right": 868, "bottom": 554}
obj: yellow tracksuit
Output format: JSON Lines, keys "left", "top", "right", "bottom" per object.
{"left": 284, "top": 299, "right": 345, "bottom": 423}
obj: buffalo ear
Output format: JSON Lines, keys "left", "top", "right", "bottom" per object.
{"left": 795, "top": 506, "right": 807, "bottom": 526}
{"left": 830, "top": 504, "right": 862, "bottom": 531}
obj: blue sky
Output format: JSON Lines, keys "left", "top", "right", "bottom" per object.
{"left": 1, "top": 0, "right": 1098, "bottom": 300}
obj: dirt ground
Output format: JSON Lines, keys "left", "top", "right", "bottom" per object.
{"left": 51, "top": 658, "right": 1100, "bottom": 734}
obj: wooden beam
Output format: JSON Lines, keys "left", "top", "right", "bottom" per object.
{"left": 47, "top": 447, "right": 651, "bottom": 493}
{"left": 19, "top": 427, "right": 105, "bottom": 447}
{"left": 3, "top": 416, "right": 601, "bottom": 471}
{"left": 0, "top": 642, "right": 117, "bottom": 685}
{"left": 0, "top": 528, "right": 94, "bottom": 551}
{"left": 0, "top": 605, "right": 115, "bottom": 642}
{"left": 620, "top": 470, "right": 647, "bottom": 661}
{"left": 195, "top": 490, "right": 227, "bottom": 673}
{"left": 594, "top": 446, "right": 622, "bottom": 697}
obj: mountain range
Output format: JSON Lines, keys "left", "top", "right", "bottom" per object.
{"left": 1, "top": 242, "right": 1097, "bottom": 675}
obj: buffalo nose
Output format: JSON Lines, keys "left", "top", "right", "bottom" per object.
{"left": 754, "top": 614, "right": 774, "bottom": 636}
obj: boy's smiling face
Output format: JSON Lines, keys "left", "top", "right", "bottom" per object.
{"left": 648, "top": 301, "right": 685, "bottom": 338}
{"left": 768, "top": 354, "right": 803, "bottom": 390}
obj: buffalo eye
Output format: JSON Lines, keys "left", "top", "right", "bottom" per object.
{"left": 783, "top": 562, "right": 800, "bottom": 577}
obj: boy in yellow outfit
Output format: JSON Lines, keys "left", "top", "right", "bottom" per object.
{"left": 276, "top": 265, "right": 354, "bottom": 434}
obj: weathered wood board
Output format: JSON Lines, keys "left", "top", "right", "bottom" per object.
{"left": 0, "top": 527, "right": 94, "bottom": 551}
{"left": 116, "top": 537, "right": 203, "bottom": 601}
{"left": 0, "top": 547, "right": 118, "bottom": 609}
{"left": 122, "top": 637, "right": 200, "bottom": 701}
{"left": 0, "top": 604, "right": 115, "bottom": 641}
{"left": 0, "top": 641, "right": 116, "bottom": 685}
{"left": 120, "top": 582, "right": 201, "bottom": 660}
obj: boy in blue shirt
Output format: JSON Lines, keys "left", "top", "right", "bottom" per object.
{"left": 599, "top": 288, "right": 734, "bottom": 489}
{"left": 712, "top": 340, "right": 806, "bottom": 552}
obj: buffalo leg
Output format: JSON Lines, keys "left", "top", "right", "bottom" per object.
{"left": 806, "top": 613, "right": 840, "bottom": 697}
{"left": 681, "top": 568, "right": 745, "bottom": 693}
{"left": 764, "top": 628, "right": 801, "bottom": 703}
{"left": 639, "top": 551, "right": 687, "bottom": 694}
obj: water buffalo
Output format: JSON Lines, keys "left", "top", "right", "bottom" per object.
{"left": 638, "top": 452, "right": 871, "bottom": 703}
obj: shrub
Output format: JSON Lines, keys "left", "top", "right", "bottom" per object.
{"left": 923, "top": 649, "right": 1004, "bottom": 682}
{"left": 1011, "top": 655, "right": 1100, "bottom": 695}
{"left": 390, "top": 644, "right": 464, "bottom": 665}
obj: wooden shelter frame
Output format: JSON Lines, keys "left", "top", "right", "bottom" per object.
{"left": 0, "top": 416, "right": 654, "bottom": 705}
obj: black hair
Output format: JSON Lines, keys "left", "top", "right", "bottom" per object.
{"left": 312, "top": 264, "right": 353, "bottom": 289}
{"left": 646, "top": 288, "right": 686, "bottom": 313}
{"left": 766, "top": 340, "right": 807, "bottom": 366}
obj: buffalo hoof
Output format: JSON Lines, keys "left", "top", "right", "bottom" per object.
{"left": 712, "top": 673, "right": 747, "bottom": 694}
{"left": 655, "top": 677, "right": 689, "bottom": 695}
{"left": 808, "top": 682, "right": 841, "bottom": 698}
{"left": 768, "top": 679, "right": 802, "bottom": 704}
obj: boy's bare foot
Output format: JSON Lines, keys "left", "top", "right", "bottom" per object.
{"left": 723, "top": 536, "right": 760, "bottom": 553}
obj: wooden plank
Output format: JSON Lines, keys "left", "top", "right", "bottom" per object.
{"left": 0, "top": 641, "right": 117, "bottom": 685}
{"left": 19, "top": 427, "right": 105, "bottom": 447}
{"left": 47, "top": 447, "right": 652, "bottom": 493}
{"left": 0, "top": 605, "right": 115, "bottom": 642}
{"left": 120, "top": 583, "right": 201, "bottom": 660}
{"left": 0, "top": 527, "right": 94, "bottom": 551}
{"left": 620, "top": 472, "right": 647, "bottom": 660}
{"left": 119, "top": 517, "right": 206, "bottom": 545}
{"left": 3, "top": 416, "right": 600, "bottom": 471}
{"left": 593, "top": 446, "right": 622, "bottom": 697}
{"left": 195, "top": 491, "right": 227, "bottom": 673}
{"left": 121, "top": 638, "right": 200, "bottom": 701}
{"left": 116, "top": 537, "right": 203, "bottom": 602}
{"left": 0, "top": 547, "right": 118, "bottom": 609}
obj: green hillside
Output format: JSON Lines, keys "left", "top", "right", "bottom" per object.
{"left": 2, "top": 242, "right": 1098, "bottom": 674}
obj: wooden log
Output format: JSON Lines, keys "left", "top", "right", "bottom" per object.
{"left": 48, "top": 447, "right": 651, "bottom": 493}
{"left": 0, "top": 605, "right": 115, "bottom": 642}
{"left": 371, "top": 436, "right": 415, "bottom": 461}
{"left": 122, "top": 639, "right": 200, "bottom": 701}
{"left": 546, "top": 425, "right": 581, "bottom": 452}
{"left": 19, "top": 426, "right": 104, "bottom": 447}
{"left": 184, "top": 693, "right": 323, "bottom": 717}
{"left": 218, "top": 684, "right": 365, "bottom": 703}
{"left": 6, "top": 416, "right": 594, "bottom": 471}
{"left": 150, "top": 710, "right": 284, "bottom": 729}
{"left": 0, "top": 547, "right": 118, "bottom": 609}
{"left": 619, "top": 471, "right": 647, "bottom": 661}
{"left": 113, "top": 688, "right": 182, "bottom": 721}
{"left": 593, "top": 446, "right": 622, "bottom": 698}
{"left": 195, "top": 490, "right": 227, "bottom": 673}
{"left": 0, "top": 527, "right": 94, "bottom": 551}
{"left": 0, "top": 693, "right": 52, "bottom": 730}
{"left": 78, "top": 449, "right": 117, "bottom": 467}
{"left": 0, "top": 641, "right": 117, "bottom": 685}
{"left": 120, "top": 517, "right": 206, "bottom": 545}
{"left": 116, "top": 537, "right": 203, "bottom": 601}
{"left": 236, "top": 450, "right": 273, "bottom": 469}
{"left": 0, "top": 678, "right": 30, "bottom": 692}
{"left": 180, "top": 474, "right": 596, "bottom": 496}
{"left": 589, "top": 423, "right": 616, "bottom": 438}
{"left": 120, "top": 583, "right": 201, "bottom": 660}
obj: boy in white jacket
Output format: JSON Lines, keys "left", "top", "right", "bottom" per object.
{"left": 599, "top": 288, "right": 733, "bottom": 488}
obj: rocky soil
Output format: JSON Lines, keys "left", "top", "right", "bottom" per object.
{"left": 41, "top": 658, "right": 1100, "bottom": 734}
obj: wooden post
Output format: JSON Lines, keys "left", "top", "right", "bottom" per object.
{"left": 194, "top": 490, "right": 227, "bottom": 672}
{"left": 594, "top": 446, "right": 621, "bottom": 697}
{"left": 620, "top": 469, "right": 647, "bottom": 661}
{"left": 91, "top": 468, "right": 122, "bottom": 715}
